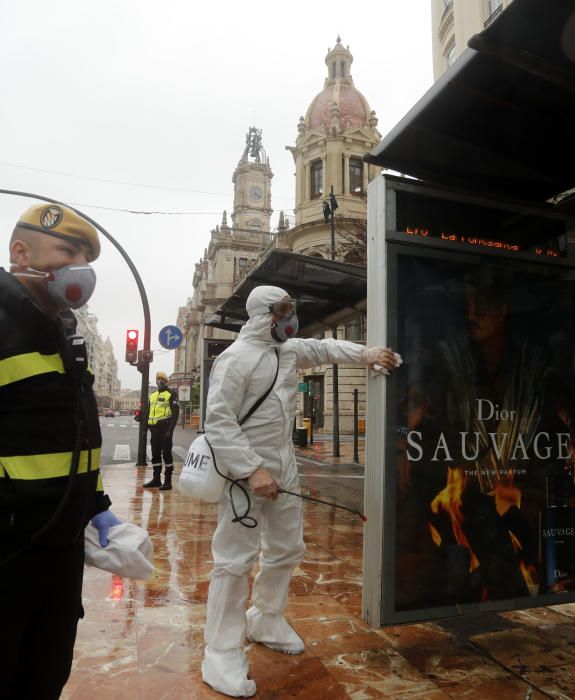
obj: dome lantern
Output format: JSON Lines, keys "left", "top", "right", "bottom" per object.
{"left": 325, "top": 35, "right": 353, "bottom": 86}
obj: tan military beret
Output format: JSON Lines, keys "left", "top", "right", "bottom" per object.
{"left": 16, "top": 203, "right": 100, "bottom": 261}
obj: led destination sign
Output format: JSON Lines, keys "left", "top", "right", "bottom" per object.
{"left": 401, "top": 226, "right": 561, "bottom": 257}
{"left": 393, "top": 188, "right": 569, "bottom": 257}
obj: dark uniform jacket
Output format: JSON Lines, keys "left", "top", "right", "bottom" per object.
{"left": 0, "top": 269, "right": 110, "bottom": 547}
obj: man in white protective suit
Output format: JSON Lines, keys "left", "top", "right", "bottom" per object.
{"left": 201, "top": 285, "right": 400, "bottom": 697}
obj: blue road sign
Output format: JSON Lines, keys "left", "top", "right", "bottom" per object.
{"left": 159, "top": 325, "right": 183, "bottom": 350}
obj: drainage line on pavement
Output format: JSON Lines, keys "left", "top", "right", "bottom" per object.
{"left": 278, "top": 488, "right": 367, "bottom": 522}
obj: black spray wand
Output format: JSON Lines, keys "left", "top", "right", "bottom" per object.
{"left": 278, "top": 488, "right": 367, "bottom": 522}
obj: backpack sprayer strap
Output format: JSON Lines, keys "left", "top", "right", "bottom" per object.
{"left": 238, "top": 347, "right": 279, "bottom": 426}
{"left": 207, "top": 347, "right": 280, "bottom": 528}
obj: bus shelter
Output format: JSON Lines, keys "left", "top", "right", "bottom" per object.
{"left": 362, "top": 0, "right": 575, "bottom": 627}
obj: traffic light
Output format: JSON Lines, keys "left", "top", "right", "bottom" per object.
{"left": 125, "top": 329, "right": 139, "bottom": 363}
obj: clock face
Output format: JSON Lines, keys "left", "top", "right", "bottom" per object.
{"left": 249, "top": 185, "right": 263, "bottom": 202}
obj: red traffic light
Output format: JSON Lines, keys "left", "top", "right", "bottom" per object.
{"left": 125, "top": 329, "right": 139, "bottom": 364}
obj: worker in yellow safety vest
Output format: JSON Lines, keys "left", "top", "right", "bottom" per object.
{"left": 143, "top": 371, "right": 179, "bottom": 490}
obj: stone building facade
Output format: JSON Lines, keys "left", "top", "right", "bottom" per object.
{"left": 74, "top": 304, "right": 120, "bottom": 408}
{"left": 115, "top": 388, "right": 140, "bottom": 415}
{"left": 431, "top": 0, "right": 514, "bottom": 80}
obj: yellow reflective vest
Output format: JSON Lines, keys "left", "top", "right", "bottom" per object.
{"left": 148, "top": 390, "right": 174, "bottom": 425}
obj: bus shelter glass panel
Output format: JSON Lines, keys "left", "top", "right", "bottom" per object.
{"left": 391, "top": 250, "right": 575, "bottom": 619}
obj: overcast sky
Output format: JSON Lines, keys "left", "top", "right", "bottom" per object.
{"left": 0, "top": 0, "right": 433, "bottom": 389}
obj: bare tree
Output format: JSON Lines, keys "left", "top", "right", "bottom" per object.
{"left": 336, "top": 217, "right": 367, "bottom": 266}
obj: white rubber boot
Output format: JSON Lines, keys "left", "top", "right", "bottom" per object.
{"left": 201, "top": 647, "right": 257, "bottom": 697}
{"left": 246, "top": 605, "right": 304, "bottom": 655}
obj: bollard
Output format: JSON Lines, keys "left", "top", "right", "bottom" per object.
{"left": 353, "top": 388, "right": 359, "bottom": 464}
{"left": 310, "top": 409, "right": 314, "bottom": 445}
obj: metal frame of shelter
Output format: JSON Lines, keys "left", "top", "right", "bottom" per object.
{"left": 206, "top": 249, "right": 368, "bottom": 337}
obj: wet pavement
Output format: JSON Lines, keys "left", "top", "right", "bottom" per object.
{"left": 63, "top": 432, "right": 575, "bottom": 699}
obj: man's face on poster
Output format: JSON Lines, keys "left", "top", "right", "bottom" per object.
{"left": 466, "top": 288, "right": 508, "bottom": 343}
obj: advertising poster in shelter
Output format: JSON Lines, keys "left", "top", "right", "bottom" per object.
{"left": 393, "top": 251, "right": 575, "bottom": 615}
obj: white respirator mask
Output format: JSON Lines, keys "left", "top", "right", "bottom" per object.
{"left": 13, "top": 264, "right": 96, "bottom": 309}
{"left": 269, "top": 298, "right": 299, "bottom": 343}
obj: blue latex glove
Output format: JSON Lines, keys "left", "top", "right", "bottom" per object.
{"left": 90, "top": 510, "right": 122, "bottom": 548}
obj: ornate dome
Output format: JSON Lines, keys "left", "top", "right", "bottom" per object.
{"left": 307, "top": 83, "right": 370, "bottom": 131}
{"left": 304, "top": 37, "right": 374, "bottom": 133}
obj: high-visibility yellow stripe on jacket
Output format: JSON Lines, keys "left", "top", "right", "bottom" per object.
{"left": 0, "top": 448, "right": 102, "bottom": 481}
{"left": 148, "top": 390, "right": 173, "bottom": 425}
{"left": 0, "top": 352, "right": 65, "bottom": 387}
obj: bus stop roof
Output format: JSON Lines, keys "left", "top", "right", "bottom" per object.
{"left": 206, "top": 249, "right": 367, "bottom": 336}
{"left": 365, "top": 0, "right": 575, "bottom": 209}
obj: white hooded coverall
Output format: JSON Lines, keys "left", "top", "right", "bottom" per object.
{"left": 203, "top": 285, "right": 368, "bottom": 656}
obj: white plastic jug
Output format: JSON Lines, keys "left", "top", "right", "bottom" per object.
{"left": 178, "top": 434, "right": 227, "bottom": 502}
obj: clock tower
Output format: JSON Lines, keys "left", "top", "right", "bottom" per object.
{"left": 232, "top": 127, "right": 273, "bottom": 233}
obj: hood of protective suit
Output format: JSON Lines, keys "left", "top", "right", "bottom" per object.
{"left": 238, "top": 285, "right": 289, "bottom": 344}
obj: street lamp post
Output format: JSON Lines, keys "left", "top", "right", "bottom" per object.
{"left": 182, "top": 328, "right": 189, "bottom": 427}
{"left": 323, "top": 186, "right": 340, "bottom": 457}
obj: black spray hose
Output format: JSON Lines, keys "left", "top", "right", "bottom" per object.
{"left": 278, "top": 488, "right": 367, "bottom": 522}
{"left": 204, "top": 435, "right": 258, "bottom": 529}
{"left": 203, "top": 435, "right": 366, "bottom": 527}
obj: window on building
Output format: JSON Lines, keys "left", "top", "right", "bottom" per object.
{"left": 445, "top": 42, "right": 456, "bottom": 68}
{"left": 485, "top": 0, "right": 503, "bottom": 26}
{"left": 331, "top": 62, "right": 336, "bottom": 80}
{"left": 340, "top": 61, "right": 346, "bottom": 78}
{"left": 235, "top": 257, "right": 249, "bottom": 282}
{"left": 344, "top": 315, "right": 367, "bottom": 342}
{"left": 349, "top": 158, "right": 363, "bottom": 194}
{"left": 310, "top": 160, "right": 323, "bottom": 199}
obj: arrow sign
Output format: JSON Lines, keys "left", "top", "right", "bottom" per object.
{"left": 159, "top": 325, "right": 183, "bottom": 350}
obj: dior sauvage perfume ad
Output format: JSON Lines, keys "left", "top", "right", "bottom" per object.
{"left": 392, "top": 254, "right": 575, "bottom": 614}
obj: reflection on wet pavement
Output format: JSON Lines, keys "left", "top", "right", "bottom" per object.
{"left": 62, "top": 442, "right": 575, "bottom": 699}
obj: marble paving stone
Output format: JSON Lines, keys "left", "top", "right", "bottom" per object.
{"left": 323, "top": 648, "right": 451, "bottom": 699}
{"left": 336, "top": 590, "right": 363, "bottom": 618}
{"left": 529, "top": 622, "right": 575, "bottom": 649}
{"left": 73, "top": 613, "right": 138, "bottom": 672}
{"left": 377, "top": 623, "right": 455, "bottom": 650}
{"left": 441, "top": 678, "right": 548, "bottom": 699}
{"left": 247, "top": 644, "right": 351, "bottom": 699}
{"left": 512, "top": 662, "right": 575, "bottom": 700}
{"left": 292, "top": 617, "right": 392, "bottom": 659}
{"left": 286, "top": 594, "right": 353, "bottom": 621}
{"left": 499, "top": 606, "right": 572, "bottom": 627}
{"left": 136, "top": 603, "right": 206, "bottom": 672}
{"left": 470, "top": 629, "right": 575, "bottom": 670}
{"left": 550, "top": 602, "right": 575, "bottom": 618}
{"left": 61, "top": 669, "right": 142, "bottom": 700}
{"left": 139, "top": 670, "right": 226, "bottom": 700}
{"left": 398, "top": 641, "right": 511, "bottom": 688}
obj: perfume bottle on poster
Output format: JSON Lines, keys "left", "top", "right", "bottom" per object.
{"left": 540, "top": 471, "right": 575, "bottom": 593}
